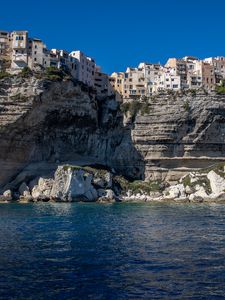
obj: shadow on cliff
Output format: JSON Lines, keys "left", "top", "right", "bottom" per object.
{"left": 0, "top": 79, "right": 145, "bottom": 190}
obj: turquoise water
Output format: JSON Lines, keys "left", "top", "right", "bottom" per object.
{"left": 0, "top": 203, "right": 225, "bottom": 299}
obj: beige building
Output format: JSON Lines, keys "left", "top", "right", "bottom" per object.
{"left": 11, "top": 31, "right": 29, "bottom": 70}
{"left": 165, "top": 58, "right": 188, "bottom": 89}
{"left": 204, "top": 57, "right": 225, "bottom": 84}
{"left": 123, "top": 67, "right": 146, "bottom": 99}
{"left": 94, "top": 67, "right": 115, "bottom": 97}
{"left": 28, "top": 38, "right": 48, "bottom": 69}
{"left": 111, "top": 72, "right": 124, "bottom": 95}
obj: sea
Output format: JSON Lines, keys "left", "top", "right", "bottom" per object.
{"left": 0, "top": 202, "right": 225, "bottom": 299}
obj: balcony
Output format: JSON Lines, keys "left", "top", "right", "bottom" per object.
{"left": 13, "top": 54, "right": 27, "bottom": 63}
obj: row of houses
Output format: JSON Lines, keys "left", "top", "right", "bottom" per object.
{"left": 111, "top": 56, "right": 225, "bottom": 99}
{"left": 1, "top": 30, "right": 225, "bottom": 101}
{"left": 0, "top": 30, "right": 114, "bottom": 98}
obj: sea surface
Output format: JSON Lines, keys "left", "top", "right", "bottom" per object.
{"left": 0, "top": 202, "right": 225, "bottom": 299}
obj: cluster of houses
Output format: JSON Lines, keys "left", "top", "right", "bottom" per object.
{"left": 111, "top": 56, "right": 225, "bottom": 99}
{"left": 0, "top": 30, "right": 115, "bottom": 98}
{"left": 1, "top": 30, "right": 225, "bottom": 101}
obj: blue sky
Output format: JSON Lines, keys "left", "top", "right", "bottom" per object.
{"left": 1, "top": 0, "right": 225, "bottom": 74}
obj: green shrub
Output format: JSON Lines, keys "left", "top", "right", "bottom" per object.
{"left": 10, "top": 93, "right": 28, "bottom": 101}
{"left": 189, "top": 89, "right": 197, "bottom": 96}
{"left": 0, "top": 71, "right": 11, "bottom": 79}
{"left": 215, "top": 80, "right": 225, "bottom": 95}
{"left": 20, "top": 66, "right": 32, "bottom": 78}
{"left": 140, "top": 103, "right": 151, "bottom": 115}
{"left": 62, "top": 165, "right": 108, "bottom": 178}
{"left": 120, "top": 101, "right": 151, "bottom": 117}
{"left": 44, "top": 66, "right": 65, "bottom": 81}
{"left": 183, "top": 100, "right": 190, "bottom": 112}
{"left": 182, "top": 175, "right": 211, "bottom": 194}
{"left": 127, "top": 180, "right": 162, "bottom": 194}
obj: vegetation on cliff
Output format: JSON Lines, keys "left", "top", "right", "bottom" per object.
{"left": 215, "top": 80, "right": 225, "bottom": 95}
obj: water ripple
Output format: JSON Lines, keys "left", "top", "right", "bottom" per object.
{"left": 0, "top": 202, "right": 225, "bottom": 299}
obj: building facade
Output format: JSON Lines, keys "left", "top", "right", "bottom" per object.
{"left": 0, "top": 30, "right": 11, "bottom": 70}
{"left": 11, "top": 31, "right": 29, "bottom": 70}
{"left": 70, "top": 51, "right": 95, "bottom": 86}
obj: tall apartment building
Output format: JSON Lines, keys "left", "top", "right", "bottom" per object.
{"left": 183, "top": 56, "right": 202, "bottom": 89}
{"left": 70, "top": 51, "right": 95, "bottom": 86}
{"left": 199, "top": 61, "right": 215, "bottom": 91}
{"left": 123, "top": 67, "right": 146, "bottom": 99}
{"left": 28, "top": 38, "right": 48, "bottom": 69}
{"left": 152, "top": 67, "right": 181, "bottom": 93}
{"left": 0, "top": 30, "right": 11, "bottom": 70}
{"left": 94, "top": 66, "right": 115, "bottom": 98}
{"left": 204, "top": 57, "right": 225, "bottom": 84}
{"left": 11, "top": 31, "right": 29, "bottom": 70}
{"left": 51, "top": 49, "right": 79, "bottom": 78}
{"left": 165, "top": 58, "right": 188, "bottom": 89}
{"left": 138, "top": 62, "right": 161, "bottom": 95}
{"left": 111, "top": 72, "right": 124, "bottom": 95}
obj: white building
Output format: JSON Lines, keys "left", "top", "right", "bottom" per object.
{"left": 51, "top": 49, "right": 79, "bottom": 78}
{"left": 70, "top": 51, "right": 95, "bottom": 86}
{"left": 153, "top": 68, "right": 181, "bottom": 93}
{"left": 138, "top": 62, "right": 161, "bottom": 95}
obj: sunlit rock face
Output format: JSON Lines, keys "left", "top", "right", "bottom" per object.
{"left": 131, "top": 91, "right": 225, "bottom": 182}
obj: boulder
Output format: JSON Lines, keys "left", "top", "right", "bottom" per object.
{"left": 31, "top": 177, "right": 53, "bottom": 201}
{"left": 1, "top": 189, "right": 13, "bottom": 201}
{"left": 185, "top": 185, "right": 194, "bottom": 195}
{"left": 189, "top": 194, "right": 204, "bottom": 203}
{"left": 207, "top": 170, "right": 225, "bottom": 194}
{"left": 19, "top": 182, "right": 31, "bottom": 197}
{"left": 164, "top": 184, "right": 185, "bottom": 199}
{"left": 50, "top": 166, "right": 98, "bottom": 202}
{"left": 98, "top": 189, "right": 116, "bottom": 203}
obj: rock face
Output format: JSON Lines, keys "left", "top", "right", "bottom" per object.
{"left": 2, "top": 74, "right": 225, "bottom": 198}
{"left": 131, "top": 90, "right": 225, "bottom": 182}
{"left": 0, "top": 74, "right": 144, "bottom": 191}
